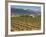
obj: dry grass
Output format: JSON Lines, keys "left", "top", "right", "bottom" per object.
{"left": 11, "top": 15, "right": 41, "bottom": 31}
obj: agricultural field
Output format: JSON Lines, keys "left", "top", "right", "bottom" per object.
{"left": 11, "top": 15, "right": 41, "bottom": 31}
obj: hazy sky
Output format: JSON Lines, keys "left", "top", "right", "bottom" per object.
{"left": 11, "top": 5, "right": 41, "bottom": 12}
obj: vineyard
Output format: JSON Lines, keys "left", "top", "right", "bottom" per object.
{"left": 11, "top": 15, "right": 41, "bottom": 31}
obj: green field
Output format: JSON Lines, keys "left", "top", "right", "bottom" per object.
{"left": 11, "top": 15, "right": 41, "bottom": 31}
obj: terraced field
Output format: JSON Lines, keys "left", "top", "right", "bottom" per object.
{"left": 11, "top": 15, "right": 41, "bottom": 31}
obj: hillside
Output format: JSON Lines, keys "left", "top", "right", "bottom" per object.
{"left": 11, "top": 15, "right": 41, "bottom": 31}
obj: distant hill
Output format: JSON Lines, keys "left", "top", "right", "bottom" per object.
{"left": 11, "top": 8, "right": 41, "bottom": 16}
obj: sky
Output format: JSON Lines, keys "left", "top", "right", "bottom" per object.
{"left": 11, "top": 5, "right": 41, "bottom": 12}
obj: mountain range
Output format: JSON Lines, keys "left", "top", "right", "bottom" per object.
{"left": 11, "top": 8, "right": 41, "bottom": 16}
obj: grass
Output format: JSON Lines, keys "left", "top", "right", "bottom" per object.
{"left": 11, "top": 15, "right": 41, "bottom": 31}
